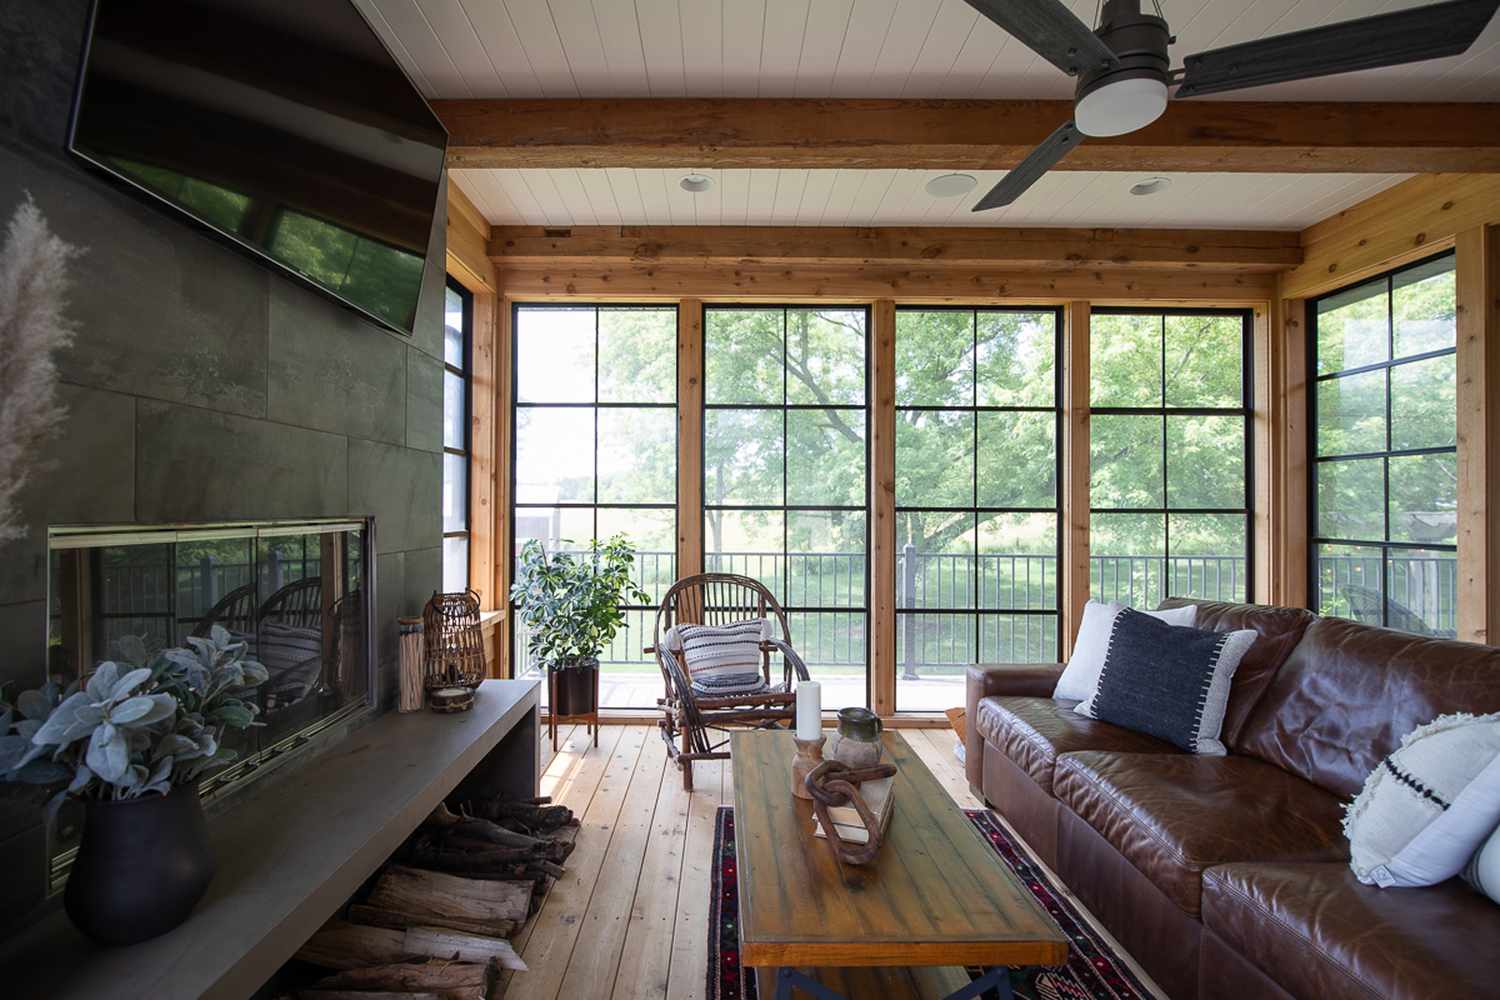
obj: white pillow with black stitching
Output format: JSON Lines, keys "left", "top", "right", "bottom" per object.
{"left": 1344, "top": 711, "right": 1500, "bottom": 888}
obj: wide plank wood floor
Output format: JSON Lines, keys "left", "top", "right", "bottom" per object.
{"left": 509, "top": 724, "right": 1161, "bottom": 1000}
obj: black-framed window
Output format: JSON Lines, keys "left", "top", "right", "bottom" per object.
{"left": 702, "top": 306, "right": 870, "bottom": 710}
{"left": 510, "top": 303, "right": 678, "bottom": 709}
{"left": 894, "top": 307, "right": 1062, "bottom": 713}
{"left": 442, "top": 279, "right": 471, "bottom": 593}
{"left": 1309, "top": 252, "right": 1457, "bottom": 636}
{"left": 1089, "top": 309, "right": 1253, "bottom": 607}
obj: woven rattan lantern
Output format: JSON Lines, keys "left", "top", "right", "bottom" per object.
{"left": 421, "top": 590, "right": 486, "bottom": 712}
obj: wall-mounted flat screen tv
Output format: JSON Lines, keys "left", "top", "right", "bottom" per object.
{"left": 69, "top": 0, "right": 447, "bottom": 336}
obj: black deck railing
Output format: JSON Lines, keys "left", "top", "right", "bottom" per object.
{"left": 129, "top": 546, "right": 1452, "bottom": 673}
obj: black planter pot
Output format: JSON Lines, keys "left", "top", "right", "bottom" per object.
{"left": 550, "top": 657, "right": 599, "bottom": 716}
{"left": 64, "top": 782, "right": 214, "bottom": 946}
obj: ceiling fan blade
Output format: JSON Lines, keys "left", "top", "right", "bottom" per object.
{"left": 972, "top": 122, "right": 1081, "bottom": 212}
{"left": 961, "top": 0, "right": 1118, "bottom": 77}
{"left": 1175, "top": 0, "right": 1500, "bottom": 98}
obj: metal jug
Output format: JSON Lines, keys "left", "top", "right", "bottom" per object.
{"left": 827, "top": 706, "right": 884, "bottom": 767}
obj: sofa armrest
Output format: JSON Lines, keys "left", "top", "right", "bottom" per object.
{"left": 964, "top": 663, "right": 1065, "bottom": 790}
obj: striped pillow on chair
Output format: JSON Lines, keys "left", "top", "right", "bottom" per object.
{"left": 666, "top": 618, "right": 771, "bottom": 697}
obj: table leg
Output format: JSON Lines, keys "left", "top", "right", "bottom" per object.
{"left": 772, "top": 968, "right": 846, "bottom": 1000}
{"left": 940, "top": 966, "right": 1013, "bottom": 1000}
{"left": 769, "top": 966, "right": 1013, "bottom": 1000}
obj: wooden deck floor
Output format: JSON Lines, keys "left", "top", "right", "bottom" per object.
{"left": 508, "top": 724, "right": 1160, "bottom": 1000}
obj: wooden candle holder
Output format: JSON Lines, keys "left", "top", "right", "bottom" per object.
{"left": 791, "top": 735, "right": 826, "bottom": 799}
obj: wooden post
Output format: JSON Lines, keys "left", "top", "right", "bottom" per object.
{"left": 1253, "top": 296, "right": 1308, "bottom": 609}
{"left": 1276, "top": 296, "right": 1309, "bottom": 609}
{"left": 870, "top": 299, "right": 897, "bottom": 716}
{"left": 468, "top": 287, "right": 498, "bottom": 616}
{"left": 673, "top": 298, "right": 703, "bottom": 788}
{"left": 1456, "top": 225, "right": 1500, "bottom": 644}
{"left": 677, "top": 298, "right": 705, "bottom": 581}
{"left": 445, "top": 180, "right": 503, "bottom": 670}
{"left": 1252, "top": 301, "right": 1275, "bottom": 606}
{"left": 1062, "top": 302, "right": 1091, "bottom": 658}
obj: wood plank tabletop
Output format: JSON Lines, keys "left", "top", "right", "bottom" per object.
{"left": 730, "top": 730, "right": 1068, "bottom": 969}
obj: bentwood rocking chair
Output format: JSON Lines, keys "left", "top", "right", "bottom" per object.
{"left": 649, "top": 573, "right": 811, "bottom": 790}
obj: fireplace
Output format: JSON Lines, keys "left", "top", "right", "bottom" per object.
{"left": 40, "top": 519, "right": 376, "bottom": 887}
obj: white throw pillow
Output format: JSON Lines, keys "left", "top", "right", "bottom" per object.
{"left": 1344, "top": 711, "right": 1500, "bottom": 888}
{"left": 1053, "top": 600, "right": 1197, "bottom": 702}
{"left": 669, "top": 618, "right": 770, "bottom": 680}
{"left": 1463, "top": 823, "right": 1500, "bottom": 905}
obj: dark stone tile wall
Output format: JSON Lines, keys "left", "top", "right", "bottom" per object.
{"left": 0, "top": 0, "right": 448, "bottom": 930}
{"left": 349, "top": 439, "right": 444, "bottom": 554}
{"left": 268, "top": 281, "right": 409, "bottom": 444}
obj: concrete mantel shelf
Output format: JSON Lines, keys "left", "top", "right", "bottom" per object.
{"left": 0, "top": 679, "right": 541, "bottom": 1000}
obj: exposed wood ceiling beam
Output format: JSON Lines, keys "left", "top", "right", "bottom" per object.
{"left": 493, "top": 262, "right": 1277, "bottom": 304}
{"left": 434, "top": 99, "right": 1500, "bottom": 174}
{"left": 488, "top": 225, "right": 1302, "bottom": 272}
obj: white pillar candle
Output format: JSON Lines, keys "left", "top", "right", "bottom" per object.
{"left": 795, "top": 681, "right": 821, "bottom": 741}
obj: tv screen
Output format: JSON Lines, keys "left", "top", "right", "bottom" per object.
{"left": 69, "top": 0, "right": 447, "bottom": 336}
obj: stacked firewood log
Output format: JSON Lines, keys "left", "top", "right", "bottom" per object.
{"left": 286, "top": 795, "right": 579, "bottom": 1000}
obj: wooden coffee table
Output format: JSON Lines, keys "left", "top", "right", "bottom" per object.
{"left": 730, "top": 730, "right": 1068, "bottom": 1000}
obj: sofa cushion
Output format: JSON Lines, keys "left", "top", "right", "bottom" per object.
{"left": 973, "top": 696, "right": 1178, "bottom": 794}
{"left": 1235, "top": 616, "right": 1500, "bottom": 798}
{"left": 1053, "top": 751, "right": 1348, "bottom": 916}
{"left": 1157, "top": 597, "right": 1316, "bottom": 748}
{"left": 1202, "top": 862, "right": 1500, "bottom": 1000}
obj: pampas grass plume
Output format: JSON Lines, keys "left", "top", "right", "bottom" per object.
{"left": 0, "top": 194, "right": 81, "bottom": 545}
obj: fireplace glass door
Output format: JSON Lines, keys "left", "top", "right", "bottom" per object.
{"left": 43, "top": 521, "right": 372, "bottom": 844}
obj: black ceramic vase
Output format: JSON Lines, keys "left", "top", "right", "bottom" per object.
{"left": 550, "top": 656, "right": 599, "bottom": 716}
{"left": 64, "top": 783, "right": 214, "bottom": 946}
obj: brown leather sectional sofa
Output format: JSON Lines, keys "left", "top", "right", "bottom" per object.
{"left": 964, "top": 598, "right": 1500, "bottom": 1000}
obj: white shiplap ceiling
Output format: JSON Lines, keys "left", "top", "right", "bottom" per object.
{"left": 356, "top": 0, "right": 1497, "bottom": 228}
{"left": 355, "top": 0, "right": 1500, "bottom": 102}
{"left": 450, "top": 167, "right": 1409, "bottom": 228}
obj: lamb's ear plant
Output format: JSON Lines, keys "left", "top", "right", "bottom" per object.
{"left": 0, "top": 678, "right": 70, "bottom": 784}
{"left": 0, "top": 625, "right": 269, "bottom": 800}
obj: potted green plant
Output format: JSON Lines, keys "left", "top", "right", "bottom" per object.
{"left": 510, "top": 535, "right": 649, "bottom": 716}
{"left": 0, "top": 626, "right": 267, "bottom": 945}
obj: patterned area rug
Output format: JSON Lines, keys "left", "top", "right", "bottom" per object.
{"left": 708, "top": 806, "right": 1153, "bottom": 1000}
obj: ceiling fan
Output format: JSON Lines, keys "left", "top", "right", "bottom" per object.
{"left": 964, "top": 0, "right": 1500, "bottom": 211}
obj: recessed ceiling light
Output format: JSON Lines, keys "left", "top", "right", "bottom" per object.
{"left": 925, "top": 173, "right": 978, "bottom": 198}
{"left": 1129, "top": 176, "right": 1172, "bottom": 197}
{"left": 680, "top": 173, "right": 713, "bottom": 193}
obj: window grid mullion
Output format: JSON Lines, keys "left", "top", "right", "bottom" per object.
{"left": 971, "top": 309, "right": 980, "bottom": 659}
{"left": 1160, "top": 314, "right": 1171, "bottom": 590}
{"left": 1307, "top": 250, "right": 1457, "bottom": 635}
{"left": 1383, "top": 272, "right": 1395, "bottom": 626}
{"left": 701, "top": 305, "right": 874, "bottom": 691}
{"left": 892, "top": 306, "right": 1064, "bottom": 697}
{"left": 1089, "top": 308, "right": 1253, "bottom": 606}
{"left": 509, "top": 302, "right": 679, "bottom": 703}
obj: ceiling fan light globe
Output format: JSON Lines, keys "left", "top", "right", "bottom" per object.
{"left": 1074, "top": 76, "right": 1168, "bottom": 137}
